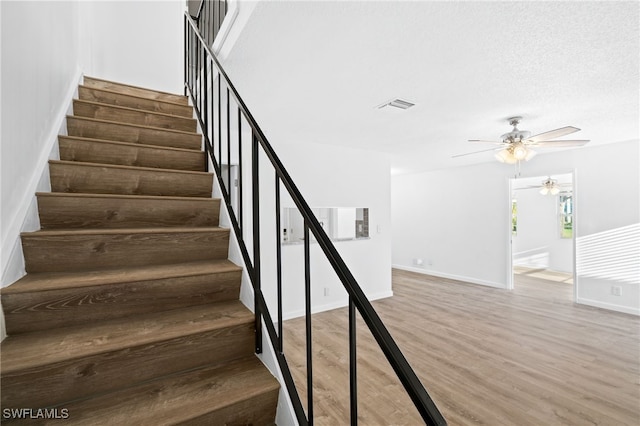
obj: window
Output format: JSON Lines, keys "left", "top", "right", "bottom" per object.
{"left": 559, "top": 194, "right": 573, "bottom": 238}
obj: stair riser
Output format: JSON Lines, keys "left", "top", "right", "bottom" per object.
{"left": 1, "top": 322, "right": 254, "bottom": 408}
{"left": 59, "top": 137, "right": 205, "bottom": 171}
{"left": 78, "top": 86, "right": 193, "bottom": 117}
{"left": 73, "top": 100, "right": 196, "bottom": 132}
{"left": 38, "top": 195, "right": 219, "bottom": 229}
{"left": 22, "top": 230, "right": 230, "bottom": 273}
{"left": 187, "top": 389, "right": 280, "bottom": 426}
{"left": 84, "top": 77, "right": 189, "bottom": 105}
{"left": 2, "top": 271, "right": 241, "bottom": 334}
{"left": 50, "top": 162, "right": 213, "bottom": 198}
{"left": 66, "top": 117, "right": 201, "bottom": 151}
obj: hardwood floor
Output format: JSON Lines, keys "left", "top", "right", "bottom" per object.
{"left": 283, "top": 269, "right": 640, "bottom": 425}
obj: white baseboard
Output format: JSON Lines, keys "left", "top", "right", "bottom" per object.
{"left": 576, "top": 297, "right": 640, "bottom": 316}
{"left": 392, "top": 264, "right": 506, "bottom": 289}
{"left": 283, "top": 290, "right": 394, "bottom": 321}
{"left": 1, "top": 68, "right": 82, "bottom": 288}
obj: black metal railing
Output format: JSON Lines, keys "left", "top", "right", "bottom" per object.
{"left": 184, "top": 8, "right": 447, "bottom": 426}
{"left": 192, "top": 0, "right": 227, "bottom": 46}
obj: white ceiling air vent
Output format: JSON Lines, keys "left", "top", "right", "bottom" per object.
{"left": 378, "top": 98, "right": 415, "bottom": 110}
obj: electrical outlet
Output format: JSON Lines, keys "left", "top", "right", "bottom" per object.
{"left": 611, "top": 286, "right": 622, "bottom": 296}
{"left": 323, "top": 287, "right": 330, "bottom": 297}
{"left": 413, "top": 258, "right": 424, "bottom": 266}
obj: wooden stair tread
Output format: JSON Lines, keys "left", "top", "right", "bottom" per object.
{"left": 59, "top": 135, "right": 203, "bottom": 154}
{"left": 67, "top": 115, "right": 200, "bottom": 136}
{"left": 1, "top": 259, "right": 240, "bottom": 294}
{"left": 60, "top": 357, "right": 279, "bottom": 425}
{"left": 22, "top": 226, "right": 226, "bottom": 237}
{"left": 49, "top": 159, "right": 212, "bottom": 176}
{"left": 84, "top": 76, "right": 189, "bottom": 105}
{"left": 73, "top": 99, "right": 196, "bottom": 132}
{"left": 36, "top": 192, "right": 220, "bottom": 229}
{"left": 35, "top": 191, "right": 220, "bottom": 203}
{"left": 0, "top": 301, "right": 252, "bottom": 374}
{"left": 66, "top": 115, "right": 202, "bottom": 150}
{"left": 78, "top": 86, "right": 193, "bottom": 118}
{"left": 74, "top": 99, "right": 194, "bottom": 120}
{"left": 49, "top": 161, "right": 213, "bottom": 198}
{"left": 59, "top": 136, "right": 205, "bottom": 171}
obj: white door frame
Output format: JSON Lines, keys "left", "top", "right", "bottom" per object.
{"left": 506, "top": 169, "right": 578, "bottom": 300}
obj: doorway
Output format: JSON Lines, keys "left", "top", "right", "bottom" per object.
{"left": 508, "top": 172, "right": 576, "bottom": 300}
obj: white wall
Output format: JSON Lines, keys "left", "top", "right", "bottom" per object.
{"left": 392, "top": 140, "right": 640, "bottom": 315}
{"left": 512, "top": 185, "right": 573, "bottom": 273}
{"left": 257, "top": 141, "right": 393, "bottom": 319}
{"left": 1, "top": 0, "right": 186, "bottom": 283}
{"left": 1, "top": 1, "right": 83, "bottom": 288}
{"left": 81, "top": 1, "right": 184, "bottom": 94}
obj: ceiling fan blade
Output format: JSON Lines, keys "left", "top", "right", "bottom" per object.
{"left": 513, "top": 185, "right": 541, "bottom": 190}
{"left": 468, "top": 139, "right": 504, "bottom": 145}
{"left": 452, "top": 147, "right": 501, "bottom": 158}
{"left": 531, "top": 139, "right": 590, "bottom": 147}
{"left": 527, "top": 126, "right": 580, "bottom": 142}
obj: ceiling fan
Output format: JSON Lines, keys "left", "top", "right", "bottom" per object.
{"left": 513, "top": 177, "right": 572, "bottom": 196}
{"left": 454, "top": 116, "right": 590, "bottom": 164}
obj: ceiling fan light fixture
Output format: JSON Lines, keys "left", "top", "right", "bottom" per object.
{"left": 540, "top": 178, "right": 561, "bottom": 196}
{"left": 512, "top": 142, "right": 528, "bottom": 160}
{"left": 495, "top": 148, "right": 517, "bottom": 164}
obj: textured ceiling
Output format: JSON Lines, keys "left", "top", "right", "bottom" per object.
{"left": 223, "top": 1, "right": 639, "bottom": 175}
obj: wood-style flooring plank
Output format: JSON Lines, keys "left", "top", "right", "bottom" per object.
{"left": 1, "top": 260, "right": 241, "bottom": 334}
{"left": 283, "top": 269, "right": 640, "bottom": 425}
{"left": 49, "top": 160, "right": 213, "bottom": 198}
{"left": 37, "top": 192, "right": 218, "bottom": 229}
{"left": 1, "top": 302, "right": 254, "bottom": 408}
{"left": 57, "top": 357, "right": 279, "bottom": 426}
{"left": 66, "top": 116, "right": 201, "bottom": 150}
{"left": 73, "top": 100, "right": 196, "bottom": 132}
{"left": 78, "top": 86, "right": 193, "bottom": 117}
{"left": 83, "top": 76, "right": 189, "bottom": 105}
{"left": 58, "top": 136, "right": 205, "bottom": 171}
{"left": 21, "top": 227, "right": 229, "bottom": 273}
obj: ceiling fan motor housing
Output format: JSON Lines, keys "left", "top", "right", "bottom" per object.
{"left": 501, "top": 129, "right": 532, "bottom": 143}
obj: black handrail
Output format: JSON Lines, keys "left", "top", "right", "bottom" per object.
{"left": 184, "top": 9, "right": 447, "bottom": 426}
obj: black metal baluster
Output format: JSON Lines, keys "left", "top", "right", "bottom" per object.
{"left": 226, "top": 87, "right": 231, "bottom": 191}
{"left": 304, "top": 222, "right": 313, "bottom": 424}
{"left": 188, "top": 29, "right": 192, "bottom": 93}
{"left": 183, "top": 16, "right": 187, "bottom": 96}
{"left": 191, "top": 29, "right": 195, "bottom": 95}
{"left": 196, "top": 39, "right": 202, "bottom": 111}
{"left": 199, "top": 38, "right": 204, "bottom": 120}
{"left": 238, "top": 108, "right": 243, "bottom": 233}
{"left": 349, "top": 296, "right": 358, "bottom": 425}
{"left": 275, "top": 174, "right": 283, "bottom": 352}
{"left": 203, "top": 56, "right": 209, "bottom": 172}
{"left": 252, "top": 132, "right": 262, "bottom": 354}
{"left": 218, "top": 75, "right": 222, "bottom": 174}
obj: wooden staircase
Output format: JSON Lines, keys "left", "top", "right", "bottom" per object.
{"left": 0, "top": 77, "right": 279, "bottom": 425}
